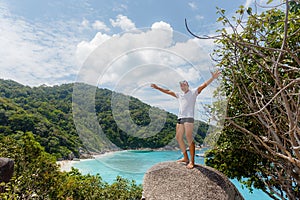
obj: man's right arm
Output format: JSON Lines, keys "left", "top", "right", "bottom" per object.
{"left": 151, "top": 84, "right": 177, "bottom": 98}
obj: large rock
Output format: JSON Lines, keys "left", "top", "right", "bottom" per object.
{"left": 143, "top": 161, "right": 244, "bottom": 200}
{"left": 0, "top": 157, "right": 14, "bottom": 183}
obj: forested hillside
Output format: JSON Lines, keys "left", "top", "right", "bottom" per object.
{"left": 0, "top": 79, "right": 208, "bottom": 159}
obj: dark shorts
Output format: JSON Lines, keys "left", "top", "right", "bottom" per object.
{"left": 177, "top": 118, "right": 194, "bottom": 124}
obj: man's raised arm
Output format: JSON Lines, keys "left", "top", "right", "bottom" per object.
{"left": 151, "top": 84, "right": 177, "bottom": 98}
{"left": 197, "top": 70, "right": 221, "bottom": 94}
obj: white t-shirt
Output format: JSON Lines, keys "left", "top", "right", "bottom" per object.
{"left": 175, "top": 88, "right": 198, "bottom": 119}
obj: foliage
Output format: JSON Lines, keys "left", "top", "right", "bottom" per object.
{"left": 206, "top": 1, "right": 300, "bottom": 199}
{"left": 0, "top": 132, "right": 142, "bottom": 199}
{"left": 0, "top": 80, "right": 83, "bottom": 159}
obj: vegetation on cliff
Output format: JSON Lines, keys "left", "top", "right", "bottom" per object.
{"left": 0, "top": 79, "right": 208, "bottom": 159}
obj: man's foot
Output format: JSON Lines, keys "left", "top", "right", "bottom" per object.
{"left": 186, "top": 162, "right": 194, "bottom": 169}
{"left": 177, "top": 158, "right": 189, "bottom": 164}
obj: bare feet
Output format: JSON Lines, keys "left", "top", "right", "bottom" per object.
{"left": 186, "top": 162, "right": 194, "bottom": 169}
{"left": 177, "top": 158, "right": 189, "bottom": 164}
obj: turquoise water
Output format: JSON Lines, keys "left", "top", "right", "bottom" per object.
{"left": 73, "top": 150, "right": 272, "bottom": 200}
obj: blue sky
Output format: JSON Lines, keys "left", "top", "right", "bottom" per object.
{"left": 0, "top": 0, "right": 277, "bottom": 120}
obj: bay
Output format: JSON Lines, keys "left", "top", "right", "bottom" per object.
{"left": 73, "top": 149, "right": 272, "bottom": 200}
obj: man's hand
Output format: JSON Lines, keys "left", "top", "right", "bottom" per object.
{"left": 151, "top": 83, "right": 158, "bottom": 89}
{"left": 211, "top": 70, "right": 221, "bottom": 79}
{"left": 197, "top": 69, "right": 221, "bottom": 94}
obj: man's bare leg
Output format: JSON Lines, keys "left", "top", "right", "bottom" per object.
{"left": 176, "top": 123, "right": 189, "bottom": 163}
{"left": 187, "top": 141, "right": 195, "bottom": 169}
{"left": 184, "top": 123, "right": 195, "bottom": 169}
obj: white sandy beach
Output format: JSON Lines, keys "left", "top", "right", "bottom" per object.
{"left": 56, "top": 151, "right": 120, "bottom": 172}
{"left": 57, "top": 160, "right": 80, "bottom": 172}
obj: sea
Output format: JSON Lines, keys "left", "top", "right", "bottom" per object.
{"left": 73, "top": 149, "right": 272, "bottom": 200}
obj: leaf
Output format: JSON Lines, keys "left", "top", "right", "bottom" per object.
{"left": 217, "top": 16, "right": 225, "bottom": 22}
{"left": 247, "top": 7, "right": 252, "bottom": 15}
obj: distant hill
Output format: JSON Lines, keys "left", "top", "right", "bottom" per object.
{"left": 0, "top": 79, "right": 209, "bottom": 159}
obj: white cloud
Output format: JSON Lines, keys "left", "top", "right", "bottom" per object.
{"left": 112, "top": 4, "right": 128, "bottom": 12}
{"left": 196, "top": 15, "right": 204, "bottom": 21}
{"left": 92, "top": 20, "right": 110, "bottom": 32}
{"left": 0, "top": 2, "right": 82, "bottom": 86}
{"left": 76, "top": 32, "right": 111, "bottom": 65}
{"left": 81, "top": 19, "right": 89, "bottom": 27}
{"left": 188, "top": 2, "right": 198, "bottom": 10}
{"left": 151, "top": 21, "right": 172, "bottom": 30}
{"left": 75, "top": 20, "right": 217, "bottom": 107}
{"left": 110, "top": 14, "right": 136, "bottom": 31}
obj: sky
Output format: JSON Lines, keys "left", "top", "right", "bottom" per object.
{"left": 0, "top": 0, "right": 279, "bottom": 120}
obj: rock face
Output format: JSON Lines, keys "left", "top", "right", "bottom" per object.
{"left": 0, "top": 157, "right": 14, "bottom": 183}
{"left": 143, "top": 161, "right": 244, "bottom": 200}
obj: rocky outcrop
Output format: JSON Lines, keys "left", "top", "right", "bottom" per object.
{"left": 0, "top": 157, "right": 14, "bottom": 183}
{"left": 0, "top": 157, "right": 14, "bottom": 193}
{"left": 142, "top": 161, "right": 244, "bottom": 200}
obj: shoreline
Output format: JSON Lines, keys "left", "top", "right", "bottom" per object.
{"left": 57, "top": 146, "right": 208, "bottom": 172}
{"left": 56, "top": 150, "right": 124, "bottom": 172}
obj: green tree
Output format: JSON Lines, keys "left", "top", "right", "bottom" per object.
{"left": 0, "top": 132, "right": 61, "bottom": 199}
{"left": 0, "top": 132, "right": 142, "bottom": 199}
{"left": 196, "top": 1, "right": 300, "bottom": 199}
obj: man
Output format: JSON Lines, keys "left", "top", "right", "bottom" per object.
{"left": 151, "top": 70, "right": 220, "bottom": 169}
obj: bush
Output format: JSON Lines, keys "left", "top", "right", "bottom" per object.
{"left": 0, "top": 132, "right": 142, "bottom": 200}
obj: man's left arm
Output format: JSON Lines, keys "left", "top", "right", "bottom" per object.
{"left": 197, "top": 70, "right": 221, "bottom": 94}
